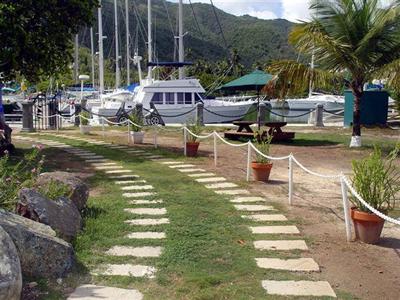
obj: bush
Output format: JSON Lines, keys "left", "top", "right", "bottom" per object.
{"left": 186, "top": 119, "right": 203, "bottom": 143}
{"left": 253, "top": 129, "right": 273, "bottom": 164}
{"left": 38, "top": 179, "right": 72, "bottom": 200}
{"left": 80, "top": 111, "right": 91, "bottom": 126}
{"left": 128, "top": 113, "right": 144, "bottom": 132}
{"left": 0, "top": 147, "right": 44, "bottom": 210}
{"left": 351, "top": 145, "right": 400, "bottom": 213}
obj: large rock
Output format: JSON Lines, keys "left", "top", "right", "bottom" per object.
{"left": 0, "top": 226, "right": 22, "bottom": 300}
{"left": 0, "top": 209, "right": 75, "bottom": 278}
{"left": 17, "top": 188, "right": 82, "bottom": 241}
{"left": 36, "top": 171, "right": 89, "bottom": 210}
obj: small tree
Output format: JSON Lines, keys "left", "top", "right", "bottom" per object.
{"left": 267, "top": 0, "right": 400, "bottom": 147}
{"left": 0, "top": 0, "right": 98, "bottom": 126}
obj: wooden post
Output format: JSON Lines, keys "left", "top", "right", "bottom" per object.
{"left": 288, "top": 155, "right": 293, "bottom": 205}
{"left": 213, "top": 132, "right": 217, "bottom": 167}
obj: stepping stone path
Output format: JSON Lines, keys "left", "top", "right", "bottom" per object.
{"left": 17, "top": 133, "right": 336, "bottom": 298}
{"left": 16, "top": 135, "right": 171, "bottom": 299}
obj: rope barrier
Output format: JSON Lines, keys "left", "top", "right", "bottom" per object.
{"left": 323, "top": 109, "right": 344, "bottom": 116}
{"left": 202, "top": 106, "right": 258, "bottom": 118}
{"left": 290, "top": 155, "right": 343, "bottom": 179}
{"left": 266, "top": 108, "right": 316, "bottom": 118}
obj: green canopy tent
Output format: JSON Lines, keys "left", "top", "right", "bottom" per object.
{"left": 220, "top": 70, "right": 274, "bottom": 128}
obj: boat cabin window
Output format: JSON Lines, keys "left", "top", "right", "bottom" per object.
{"left": 184, "top": 93, "right": 192, "bottom": 104}
{"left": 177, "top": 93, "right": 184, "bottom": 104}
{"left": 151, "top": 93, "right": 163, "bottom": 104}
{"left": 165, "top": 92, "right": 175, "bottom": 105}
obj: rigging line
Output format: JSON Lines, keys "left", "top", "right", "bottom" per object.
{"left": 209, "top": 0, "right": 229, "bottom": 52}
{"left": 131, "top": 0, "right": 148, "bottom": 44}
{"left": 189, "top": 0, "right": 204, "bottom": 37}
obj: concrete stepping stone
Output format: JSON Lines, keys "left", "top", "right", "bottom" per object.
{"left": 188, "top": 173, "right": 216, "bottom": 178}
{"left": 254, "top": 240, "right": 308, "bottom": 251}
{"left": 109, "top": 174, "right": 140, "bottom": 179}
{"left": 105, "top": 170, "right": 133, "bottom": 174}
{"left": 126, "top": 232, "right": 166, "bottom": 239}
{"left": 115, "top": 180, "right": 147, "bottom": 185}
{"left": 231, "top": 196, "right": 265, "bottom": 203}
{"left": 121, "top": 185, "right": 154, "bottom": 191}
{"left": 122, "top": 192, "right": 156, "bottom": 198}
{"left": 86, "top": 159, "right": 110, "bottom": 163}
{"left": 126, "top": 150, "right": 145, "bottom": 153}
{"left": 129, "top": 200, "right": 163, "bottom": 205}
{"left": 125, "top": 218, "right": 170, "bottom": 226}
{"left": 68, "top": 284, "right": 144, "bottom": 300}
{"left": 242, "top": 214, "right": 288, "bottom": 222}
{"left": 178, "top": 168, "right": 206, "bottom": 173}
{"left": 147, "top": 156, "right": 164, "bottom": 159}
{"left": 205, "top": 182, "right": 238, "bottom": 189}
{"left": 249, "top": 226, "right": 300, "bottom": 234}
{"left": 160, "top": 161, "right": 183, "bottom": 165}
{"left": 95, "top": 264, "right": 156, "bottom": 278}
{"left": 234, "top": 205, "right": 275, "bottom": 211}
{"left": 91, "top": 162, "right": 118, "bottom": 166}
{"left": 76, "top": 153, "right": 99, "bottom": 157}
{"left": 255, "top": 258, "right": 320, "bottom": 272}
{"left": 106, "top": 246, "right": 162, "bottom": 257}
{"left": 79, "top": 155, "right": 104, "bottom": 159}
{"left": 215, "top": 189, "right": 250, "bottom": 195}
{"left": 124, "top": 208, "right": 166, "bottom": 215}
{"left": 195, "top": 177, "right": 226, "bottom": 183}
{"left": 261, "top": 280, "right": 336, "bottom": 298}
{"left": 169, "top": 164, "right": 196, "bottom": 169}
{"left": 94, "top": 165, "right": 124, "bottom": 170}
{"left": 109, "top": 145, "right": 128, "bottom": 149}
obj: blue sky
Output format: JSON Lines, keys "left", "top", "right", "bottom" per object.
{"left": 170, "top": 0, "right": 311, "bottom": 22}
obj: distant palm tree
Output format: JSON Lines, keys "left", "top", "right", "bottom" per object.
{"left": 267, "top": 0, "right": 400, "bottom": 147}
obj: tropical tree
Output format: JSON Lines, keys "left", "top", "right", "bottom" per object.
{"left": 267, "top": 0, "right": 400, "bottom": 147}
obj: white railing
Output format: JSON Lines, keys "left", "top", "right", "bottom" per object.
{"left": 182, "top": 126, "right": 400, "bottom": 242}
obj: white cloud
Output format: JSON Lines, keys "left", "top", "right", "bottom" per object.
{"left": 281, "top": 0, "right": 311, "bottom": 23}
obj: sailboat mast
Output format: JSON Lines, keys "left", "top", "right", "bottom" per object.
{"left": 147, "top": 0, "right": 153, "bottom": 79}
{"left": 114, "top": 0, "right": 121, "bottom": 88}
{"left": 98, "top": 3, "right": 105, "bottom": 95}
{"left": 74, "top": 34, "right": 79, "bottom": 83}
{"left": 90, "top": 27, "right": 95, "bottom": 88}
{"left": 178, "top": 0, "right": 185, "bottom": 79}
{"left": 125, "top": 0, "right": 130, "bottom": 86}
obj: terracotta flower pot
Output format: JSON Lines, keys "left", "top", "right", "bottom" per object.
{"left": 351, "top": 207, "right": 385, "bottom": 244}
{"left": 186, "top": 142, "right": 200, "bottom": 157}
{"left": 251, "top": 162, "right": 273, "bottom": 182}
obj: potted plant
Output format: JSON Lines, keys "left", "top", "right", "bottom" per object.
{"left": 350, "top": 145, "right": 400, "bottom": 244}
{"left": 186, "top": 120, "right": 203, "bottom": 157}
{"left": 128, "top": 114, "right": 145, "bottom": 144}
{"left": 251, "top": 129, "right": 273, "bottom": 182}
{"left": 79, "top": 111, "right": 91, "bottom": 134}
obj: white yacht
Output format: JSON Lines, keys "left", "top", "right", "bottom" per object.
{"left": 285, "top": 94, "right": 344, "bottom": 111}
{"left": 132, "top": 78, "right": 254, "bottom": 124}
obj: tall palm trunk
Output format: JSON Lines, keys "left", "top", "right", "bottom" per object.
{"left": 350, "top": 81, "right": 363, "bottom": 147}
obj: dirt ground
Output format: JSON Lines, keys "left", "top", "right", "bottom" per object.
{"left": 18, "top": 127, "right": 400, "bottom": 299}
{"left": 120, "top": 127, "right": 400, "bottom": 300}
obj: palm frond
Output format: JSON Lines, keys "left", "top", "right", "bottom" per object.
{"left": 264, "top": 60, "right": 344, "bottom": 99}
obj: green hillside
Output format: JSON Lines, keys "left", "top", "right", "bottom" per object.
{"left": 84, "top": 0, "right": 296, "bottom": 67}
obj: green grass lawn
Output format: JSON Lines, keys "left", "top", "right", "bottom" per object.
{"left": 19, "top": 133, "right": 356, "bottom": 299}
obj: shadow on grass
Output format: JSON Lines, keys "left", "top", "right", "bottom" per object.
{"left": 280, "top": 138, "right": 341, "bottom": 147}
{"left": 377, "top": 237, "right": 400, "bottom": 255}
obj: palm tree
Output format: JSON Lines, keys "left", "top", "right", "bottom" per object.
{"left": 267, "top": 0, "right": 400, "bottom": 147}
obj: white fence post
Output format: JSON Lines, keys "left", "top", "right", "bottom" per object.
{"left": 288, "top": 154, "right": 294, "bottom": 205}
{"left": 213, "top": 132, "right": 218, "bottom": 167}
{"left": 340, "top": 176, "right": 352, "bottom": 242}
{"left": 127, "top": 122, "right": 131, "bottom": 144}
{"left": 154, "top": 127, "right": 158, "bottom": 149}
{"left": 246, "top": 142, "right": 252, "bottom": 182}
{"left": 183, "top": 128, "right": 187, "bottom": 156}
{"left": 56, "top": 115, "right": 60, "bottom": 133}
{"left": 102, "top": 117, "right": 105, "bottom": 138}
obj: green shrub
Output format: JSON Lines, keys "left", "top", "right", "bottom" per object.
{"left": 128, "top": 113, "right": 144, "bottom": 132}
{"left": 253, "top": 129, "right": 273, "bottom": 164}
{"left": 0, "top": 148, "right": 44, "bottom": 210}
{"left": 186, "top": 119, "right": 203, "bottom": 143}
{"left": 38, "top": 179, "right": 72, "bottom": 200}
{"left": 351, "top": 145, "right": 400, "bottom": 213}
{"left": 80, "top": 111, "right": 91, "bottom": 126}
